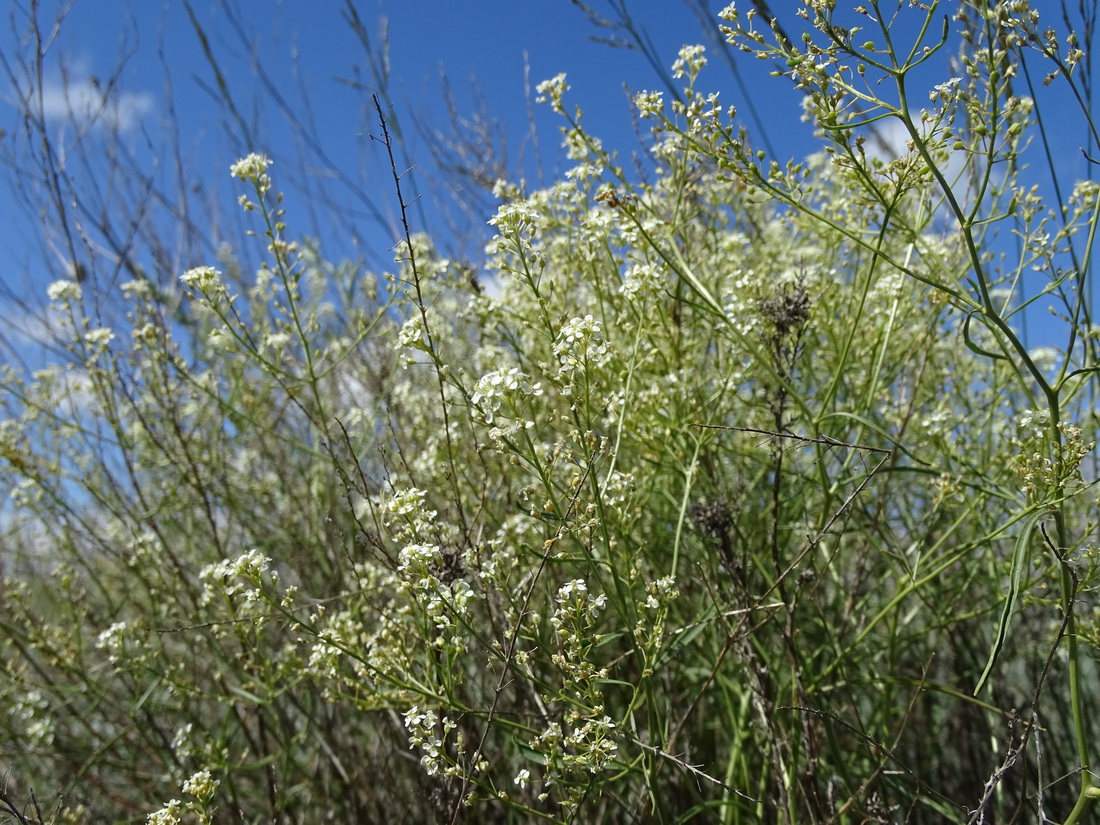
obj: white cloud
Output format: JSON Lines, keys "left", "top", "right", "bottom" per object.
{"left": 3, "top": 303, "right": 60, "bottom": 350}
{"left": 865, "top": 118, "right": 971, "bottom": 179}
{"left": 38, "top": 75, "right": 153, "bottom": 133}
{"left": 860, "top": 117, "right": 990, "bottom": 218}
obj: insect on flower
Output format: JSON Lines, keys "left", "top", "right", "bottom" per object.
{"left": 595, "top": 188, "right": 637, "bottom": 212}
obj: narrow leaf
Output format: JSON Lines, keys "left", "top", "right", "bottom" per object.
{"left": 973, "top": 511, "right": 1043, "bottom": 696}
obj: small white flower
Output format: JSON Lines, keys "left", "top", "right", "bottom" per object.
{"left": 47, "top": 279, "right": 82, "bottom": 304}
{"left": 1028, "top": 347, "right": 1060, "bottom": 373}
{"left": 198, "top": 549, "right": 271, "bottom": 604}
{"left": 929, "top": 77, "right": 962, "bottom": 104}
{"left": 395, "top": 315, "right": 427, "bottom": 355}
{"left": 398, "top": 543, "right": 441, "bottom": 576}
{"left": 487, "top": 198, "right": 538, "bottom": 233}
{"left": 120, "top": 279, "right": 151, "bottom": 298}
{"left": 1018, "top": 409, "right": 1050, "bottom": 440}
{"left": 491, "top": 178, "right": 522, "bottom": 199}
{"left": 146, "top": 799, "right": 183, "bottom": 825}
{"left": 84, "top": 327, "right": 115, "bottom": 352}
{"left": 621, "top": 262, "right": 663, "bottom": 297}
{"left": 672, "top": 44, "right": 707, "bottom": 80}
{"left": 634, "top": 90, "right": 664, "bottom": 118}
{"left": 96, "top": 621, "right": 129, "bottom": 659}
{"left": 554, "top": 315, "right": 611, "bottom": 375}
{"left": 230, "top": 153, "right": 273, "bottom": 193}
{"left": 170, "top": 724, "right": 193, "bottom": 758}
{"left": 535, "top": 73, "right": 570, "bottom": 113}
{"left": 180, "top": 266, "right": 226, "bottom": 296}
{"left": 385, "top": 487, "right": 428, "bottom": 517}
{"left": 263, "top": 331, "right": 293, "bottom": 354}
{"left": 182, "top": 770, "right": 219, "bottom": 803}
{"left": 557, "top": 579, "right": 588, "bottom": 603}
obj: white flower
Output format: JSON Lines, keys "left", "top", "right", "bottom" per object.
{"left": 514, "top": 768, "right": 532, "bottom": 787}
{"left": 553, "top": 315, "right": 611, "bottom": 375}
{"left": 230, "top": 153, "right": 273, "bottom": 193}
{"left": 263, "top": 331, "right": 293, "bottom": 355}
{"left": 170, "top": 724, "right": 194, "bottom": 759}
{"left": 395, "top": 315, "right": 426, "bottom": 354}
{"left": 491, "top": 178, "right": 522, "bottom": 199}
{"left": 180, "top": 266, "right": 226, "bottom": 295}
{"left": 96, "top": 621, "right": 129, "bottom": 660}
{"left": 84, "top": 327, "right": 115, "bottom": 353}
{"left": 672, "top": 44, "right": 707, "bottom": 80}
{"left": 146, "top": 800, "right": 183, "bottom": 825}
{"left": 470, "top": 368, "right": 542, "bottom": 424}
{"left": 634, "top": 90, "right": 664, "bottom": 118}
{"left": 471, "top": 369, "right": 521, "bottom": 404}
{"left": 929, "top": 77, "right": 962, "bottom": 104}
{"left": 1027, "top": 347, "right": 1060, "bottom": 373}
{"left": 47, "top": 279, "right": 82, "bottom": 304}
{"left": 487, "top": 198, "right": 538, "bottom": 233}
{"left": 182, "top": 770, "right": 219, "bottom": 803}
{"left": 120, "top": 279, "right": 151, "bottom": 298}
{"left": 535, "top": 73, "right": 570, "bottom": 113}
{"left": 1018, "top": 408, "right": 1050, "bottom": 439}
{"left": 385, "top": 487, "right": 428, "bottom": 517}
{"left": 556, "top": 579, "right": 588, "bottom": 603}
{"left": 398, "top": 543, "right": 442, "bottom": 577}
{"left": 198, "top": 549, "right": 271, "bottom": 604}
{"left": 621, "top": 262, "right": 663, "bottom": 297}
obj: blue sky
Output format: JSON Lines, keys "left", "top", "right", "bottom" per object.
{"left": 0, "top": 1, "right": 1095, "bottom": 359}
{"left": 0, "top": 2, "right": 808, "bottom": 284}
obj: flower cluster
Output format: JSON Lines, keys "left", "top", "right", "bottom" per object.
{"left": 83, "top": 327, "right": 115, "bottom": 362}
{"left": 181, "top": 771, "right": 220, "bottom": 805}
{"left": 633, "top": 90, "right": 664, "bottom": 119}
{"left": 47, "top": 279, "right": 82, "bottom": 306}
{"left": 394, "top": 539, "right": 477, "bottom": 652}
{"left": 9, "top": 4, "right": 1100, "bottom": 821}
{"left": 671, "top": 44, "right": 707, "bottom": 81}
{"left": 306, "top": 608, "right": 366, "bottom": 683}
{"left": 9, "top": 688, "right": 53, "bottom": 747}
{"left": 198, "top": 548, "right": 275, "bottom": 607}
{"left": 528, "top": 713, "right": 619, "bottom": 810}
{"left": 403, "top": 706, "right": 464, "bottom": 778}
{"left": 146, "top": 799, "right": 183, "bottom": 825}
{"left": 1012, "top": 411, "right": 1094, "bottom": 501}
{"left": 469, "top": 367, "right": 543, "bottom": 428}
{"left": 380, "top": 486, "right": 438, "bottom": 543}
{"left": 620, "top": 261, "right": 665, "bottom": 299}
{"left": 535, "top": 72, "right": 570, "bottom": 114}
{"left": 394, "top": 314, "right": 427, "bottom": 364}
{"left": 549, "top": 579, "right": 610, "bottom": 702}
{"left": 486, "top": 197, "right": 541, "bottom": 259}
{"left": 553, "top": 315, "right": 611, "bottom": 377}
{"left": 96, "top": 620, "right": 132, "bottom": 666}
{"left": 229, "top": 152, "right": 272, "bottom": 194}
{"left": 180, "top": 266, "right": 228, "bottom": 298}
{"left": 145, "top": 769, "right": 220, "bottom": 825}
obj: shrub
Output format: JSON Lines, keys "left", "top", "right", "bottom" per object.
{"left": 2, "top": 2, "right": 1100, "bottom": 823}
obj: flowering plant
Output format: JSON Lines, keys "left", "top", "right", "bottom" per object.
{"left": 2, "top": 4, "right": 1100, "bottom": 824}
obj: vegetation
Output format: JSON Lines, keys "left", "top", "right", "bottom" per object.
{"left": 2, "top": 1, "right": 1100, "bottom": 822}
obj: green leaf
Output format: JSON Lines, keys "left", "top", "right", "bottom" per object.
{"left": 973, "top": 511, "right": 1044, "bottom": 696}
{"left": 962, "top": 315, "right": 1008, "bottom": 362}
